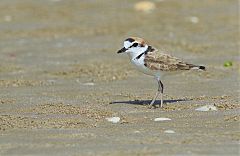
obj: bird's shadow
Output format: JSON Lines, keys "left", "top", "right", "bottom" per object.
{"left": 110, "top": 99, "right": 191, "bottom": 106}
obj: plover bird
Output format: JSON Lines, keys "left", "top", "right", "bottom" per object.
{"left": 117, "top": 37, "right": 205, "bottom": 108}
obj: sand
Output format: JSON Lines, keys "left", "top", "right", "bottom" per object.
{"left": 0, "top": 0, "right": 239, "bottom": 155}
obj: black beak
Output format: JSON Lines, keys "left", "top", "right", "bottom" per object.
{"left": 117, "top": 47, "right": 127, "bottom": 53}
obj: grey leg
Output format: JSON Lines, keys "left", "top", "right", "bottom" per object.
{"left": 149, "top": 91, "right": 160, "bottom": 108}
{"left": 149, "top": 80, "right": 164, "bottom": 108}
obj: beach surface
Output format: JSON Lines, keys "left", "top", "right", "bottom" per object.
{"left": 0, "top": 0, "right": 239, "bottom": 155}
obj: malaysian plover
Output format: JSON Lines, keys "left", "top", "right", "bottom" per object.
{"left": 117, "top": 37, "right": 205, "bottom": 108}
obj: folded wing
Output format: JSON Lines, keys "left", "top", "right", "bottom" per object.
{"left": 144, "top": 50, "right": 204, "bottom": 71}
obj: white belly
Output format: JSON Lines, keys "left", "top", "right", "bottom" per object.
{"left": 131, "top": 57, "right": 159, "bottom": 77}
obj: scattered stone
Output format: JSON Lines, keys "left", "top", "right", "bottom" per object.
{"left": 83, "top": 82, "right": 95, "bottom": 86}
{"left": 106, "top": 117, "right": 120, "bottom": 124}
{"left": 188, "top": 16, "right": 199, "bottom": 24}
{"left": 195, "top": 105, "right": 217, "bottom": 111}
{"left": 164, "top": 130, "right": 175, "bottom": 134}
{"left": 134, "top": 130, "right": 141, "bottom": 134}
{"left": 154, "top": 117, "right": 171, "bottom": 121}
{"left": 134, "top": 1, "right": 156, "bottom": 13}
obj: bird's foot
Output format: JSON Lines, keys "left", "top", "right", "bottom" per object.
{"left": 148, "top": 104, "right": 157, "bottom": 109}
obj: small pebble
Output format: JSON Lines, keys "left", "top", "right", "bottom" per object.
{"left": 154, "top": 117, "right": 171, "bottom": 121}
{"left": 195, "top": 105, "right": 217, "bottom": 111}
{"left": 188, "top": 16, "right": 199, "bottom": 24}
{"left": 134, "top": 130, "right": 141, "bottom": 134}
{"left": 164, "top": 130, "right": 175, "bottom": 134}
{"left": 134, "top": 1, "right": 156, "bottom": 13}
{"left": 106, "top": 117, "right": 120, "bottom": 123}
{"left": 83, "top": 82, "right": 95, "bottom": 86}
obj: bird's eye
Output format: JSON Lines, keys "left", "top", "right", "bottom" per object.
{"left": 132, "top": 43, "right": 138, "bottom": 47}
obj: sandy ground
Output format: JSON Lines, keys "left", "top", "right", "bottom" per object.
{"left": 0, "top": 0, "right": 239, "bottom": 155}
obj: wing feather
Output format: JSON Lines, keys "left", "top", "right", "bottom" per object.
{"left": 144, "top": 49, "right": 197, "bottom": 71}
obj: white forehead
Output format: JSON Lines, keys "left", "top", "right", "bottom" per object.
{"left": 124, "top": 41, "right": 132, "bottom": 49}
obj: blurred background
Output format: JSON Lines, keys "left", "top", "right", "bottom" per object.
{"left": 0, "top": 0, "right": 239, "bottom": 155}
{"left": 0, "top": 0, "right": 238, "bottom": 78}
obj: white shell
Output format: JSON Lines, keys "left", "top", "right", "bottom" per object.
{"left": 189, "top": 16, "right": 199, "bottom": 23}
{"left": 164, "top": 130, "right": 175, "bottom": 134}
{"left": 195, "top": 105, "right": 217, "bottom": 111}
{"left": 154, "top": 117, "right": 171, "bottom": 121}
{"left": 82, "top": 82, "right": 95, "bottom": 86}
{"left": 105, "top": 117, "right": 120, "bottom": 123}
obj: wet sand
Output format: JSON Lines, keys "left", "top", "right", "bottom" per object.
{"left": 0, "top": 0, "right": 239, "bottom": 155}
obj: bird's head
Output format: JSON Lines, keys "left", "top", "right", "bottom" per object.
{"left": 117, "top": 37, "right": 149, "bottom": 55}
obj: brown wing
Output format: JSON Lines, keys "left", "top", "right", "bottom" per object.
{"left": 144, "top": 49, "right": 197, "bottom": 71}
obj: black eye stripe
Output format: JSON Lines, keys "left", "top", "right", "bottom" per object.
{"left": 128, "top": 43, "right": 138, "bottom": 48}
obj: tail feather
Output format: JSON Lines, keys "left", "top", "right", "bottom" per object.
{"left": 190, "top": 65, "right": 206, "bottom": 71}
{"left": 199, "top": 66, "right": 206, "bottom": 70}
